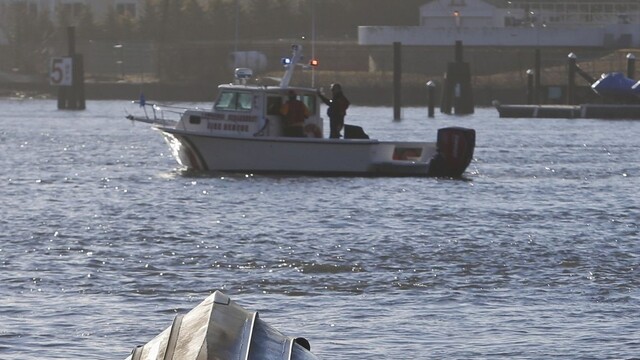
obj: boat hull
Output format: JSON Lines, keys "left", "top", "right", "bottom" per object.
{"left": 125, "top": 291, "right": 318, "bottom": 360}
{"left": 159, "top": 127, "right": 449, "bottom": 176}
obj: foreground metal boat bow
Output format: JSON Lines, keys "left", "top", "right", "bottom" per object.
{"left": 126, "top": 291, "right": 319, "bottom": 360}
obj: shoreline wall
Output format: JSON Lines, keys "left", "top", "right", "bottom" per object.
{"left": 1, "top": 41, "right": 624, "bottom": 106}
{"left": 1, "top": 81, "right": 597, "bottom": 107}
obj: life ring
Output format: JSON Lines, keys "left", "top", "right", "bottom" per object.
{"left": 304, "top": 123, "right": 322, "bottom": 138}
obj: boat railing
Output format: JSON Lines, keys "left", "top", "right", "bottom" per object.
{"left": 128, "top": 101, "right": 186, "bottom": 126}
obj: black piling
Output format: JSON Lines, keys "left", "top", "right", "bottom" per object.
{"left": 567, "top": 52, "right": 577, "bottom": 105}
{"left": 440, "top": 41, "right": 474, "bottom": 115}
{"left": 627, "top": 53, "right": 636, "bottom": 79}
{"left": 526, "top": 69, "right": 534, "bottom": 105}
{"left": 534, "top": 49, "right": 541, "bottom": 104}
{"left": 57, "top": 26, "right": 85, "bottom": 110}
{"left": 393, "top": 42, "right": 402, "bottom": 120}
{"left": 426, "top": 81, "right": 436, "bottom": 118}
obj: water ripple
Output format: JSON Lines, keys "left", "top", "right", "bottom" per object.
{"left": 1, "top": 102, "right": 639, "bottom": 358}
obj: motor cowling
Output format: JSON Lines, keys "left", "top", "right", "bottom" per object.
{"left": 427, "top": 127, "right": 475, "bottom": 177}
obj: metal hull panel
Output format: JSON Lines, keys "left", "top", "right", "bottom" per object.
{"left": 126, "top": 291, "right": 319, "bottom": 360}
{"left": 160, "top": 128, "right": 439, "bottom": 177}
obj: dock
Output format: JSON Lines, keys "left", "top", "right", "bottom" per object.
{"left": 494, "top": 103, "right": 640, "bottom": 119}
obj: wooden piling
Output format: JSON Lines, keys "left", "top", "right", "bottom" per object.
{"left": 440, "top": 41, "right": 474, "bottom": 115}
{"left": 567, "top": 52, "right": 576, "bottom": 105}
{"left": 526, "top": 69, "right": 534, "bottom": 105}
{"left": 57, "top": 26, "right": 85, "bottom": 110}
{"left": 393, "top": 42, "right": 402, "bottom": 121}
{"left": 426, "top": 81, "right": 436, "bottom": 118}
{"left": 534, "top": 49, "right": 541, "bottom": 104}
{"left": 627, "top": 53, "right": 636, "bottom": 79}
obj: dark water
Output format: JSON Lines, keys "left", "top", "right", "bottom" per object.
{"left": 1, "top": 99, "right": 639, "bottom": 359}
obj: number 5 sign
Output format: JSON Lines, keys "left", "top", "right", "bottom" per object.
{"left": 50, "top": 57, "right": 73, "bottom": 86}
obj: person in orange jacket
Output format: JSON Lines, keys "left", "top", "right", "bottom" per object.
{"left": 280, "top": 89, "right": 310, "bottom": 137}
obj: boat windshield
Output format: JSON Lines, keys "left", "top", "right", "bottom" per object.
{"left": 215, "top": 91, "right": 253, "bottom": 111}
{"left": 266, "top": 92, "right": 316, "bottom": 115}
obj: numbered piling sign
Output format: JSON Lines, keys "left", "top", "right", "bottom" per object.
{"left": 50, "top": 57, "right": 73, "bottom": 86}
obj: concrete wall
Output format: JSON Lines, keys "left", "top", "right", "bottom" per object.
{"left": 419, "top": 0, "right": 500, "bottom": 28}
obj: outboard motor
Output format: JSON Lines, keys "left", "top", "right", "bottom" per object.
{"left": 344, "top": 124, "right": 369, "bottom": 139}
{"left": 427, "top": 127, "right": 475, "bottom": 177}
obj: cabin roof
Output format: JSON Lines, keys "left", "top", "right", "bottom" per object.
{"left": 217, "top": 84, "right": 317, "bottom": 95}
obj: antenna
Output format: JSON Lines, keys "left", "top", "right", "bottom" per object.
{"left": 280, "top": 44, "right": 303, "bottom": 88}
{"left": 311, "top": 0, "right": 316, "bottom": 88}
{"left": 234, "top": 0, "right": 239, "bottom": 54}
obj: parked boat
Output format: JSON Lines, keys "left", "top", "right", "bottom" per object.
{"left": 125, "top": 291, "right": 318, "bottom": 360}
{"left": 126, "top": 45, "right": 475, "bottom": 177}
{"left": 591, "top": 72, "right": 640, "bottom": 103}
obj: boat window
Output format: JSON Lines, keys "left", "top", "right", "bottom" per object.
{"left": 267, "top": 96, "right": 282, "bottom": 115}
{"left": 214, "top": 91, "right": 253, "bottom": 111}
{"left": 300, "top": 94, "right": 316, "bottom": 114}
{"left": 215, "top": 92, "right": 236, "bottom": 110}
{"left": 237, "top": 93, "right": 253, "bottom": 110}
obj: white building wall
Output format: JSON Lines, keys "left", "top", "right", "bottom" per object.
{"left": 358, "top": 24, "right": 640, "bottom": 48}
{"left": 419, "top": 0, "right": 498, "bottom": 27}
{"left": 359, "top": 0, "right": 640, "bottom": 48}
{"left": 424, "top": 16, "right": 497, "bottom": 28}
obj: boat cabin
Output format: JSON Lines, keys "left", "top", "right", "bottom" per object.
{"left": 178, "top": 69, "right": 324, "bottom": 139}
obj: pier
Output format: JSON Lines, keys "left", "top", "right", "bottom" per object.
{"left": 495, "top": 103, "right": 640, "bottom": 119}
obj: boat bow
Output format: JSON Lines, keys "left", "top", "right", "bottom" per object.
{"left": 126, "top": 291, "right": 319, "bottom": 360}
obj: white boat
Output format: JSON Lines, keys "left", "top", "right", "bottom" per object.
{"left": 125, "top": 291, "right": 318, "bottom": 360}
{"left": 126, "top": 45, "right": 475, "bottom": 177}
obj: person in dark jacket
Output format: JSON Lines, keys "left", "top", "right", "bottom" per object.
{"left": 318, "top": 83, "right": 350, "bottom": 139}
{"left": 280, "top": 90, "right": 310, "bottom": 137}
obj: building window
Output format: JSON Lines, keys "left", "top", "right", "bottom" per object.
{"left": 61, "top": 2, "right": 85, "bottom": 18}
{"left": 116, "top": 3, "right": 136, "bottom": 17}
{"left": 28, "top": 3, "right": 38, "bottom": 17}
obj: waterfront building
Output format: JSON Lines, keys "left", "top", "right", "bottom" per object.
{"left": 0, "top": 0, "right": 144, "bottom": 47}
{"left": 0, "top": 0, "right": 144, "bottom": 25}
{"left": 359, "top": 0, "right": 640, "bottom": 48}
